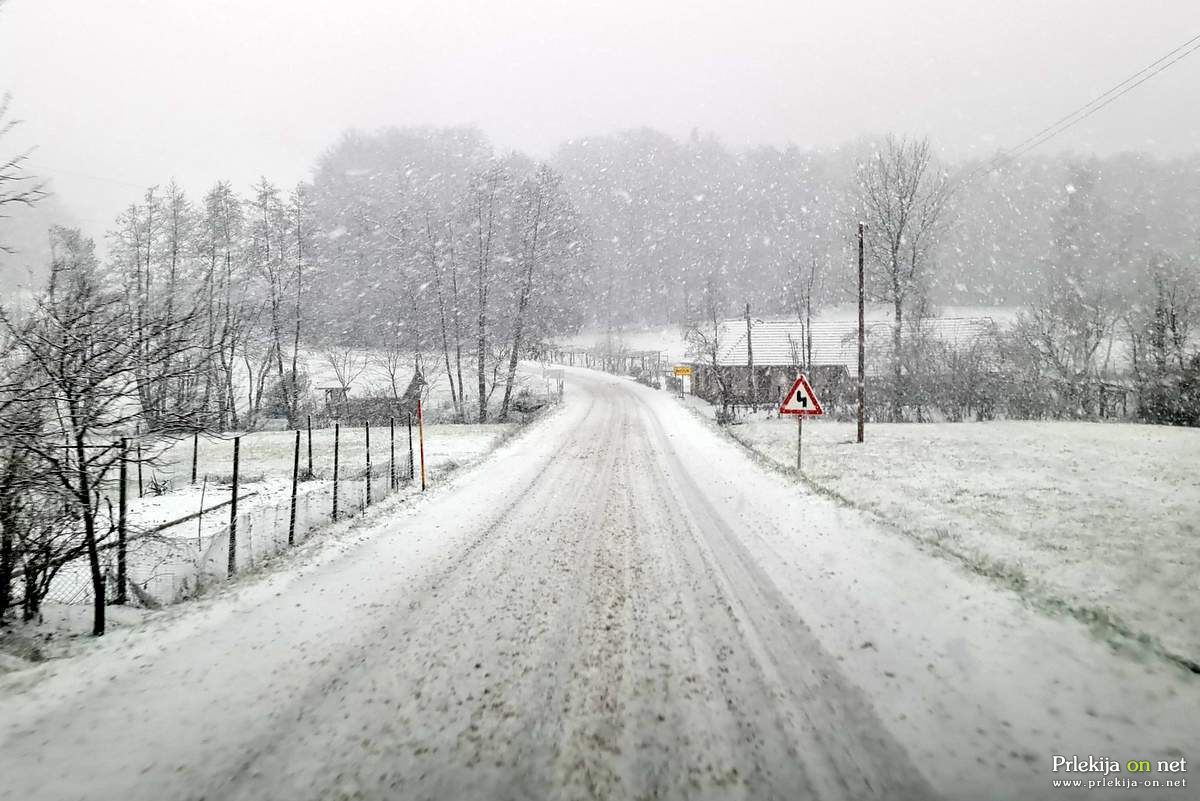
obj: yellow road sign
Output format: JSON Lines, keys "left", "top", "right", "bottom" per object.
{"left": 673, "top": 365, "right": 693, "bottom": 377}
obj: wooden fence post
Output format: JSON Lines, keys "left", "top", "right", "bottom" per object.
{"left": 288, "top": 429, "right": 300, "bottom": 546}
{"left": 116, "top": 438, "right": 128, "bottom": 604}
{"left": 196, "top": 475, "right": 207, "bottom": 550}
{"left": 407, "top": 413, "right": 414, "bottom": 481}
{"left": 417, "top": 399, "right": 426, "bottom": 492}
{"left": 365, "top": 420, "right": 372, "bottom": 507}
{"left": 389, "top": 416, "right": 396, "bottom": 491}
{"left": 332, "top": 422, "right": 340, "bottom": 521}
{"left": 136, "top": 436, "right": 143, "bottom": 499}
{"left": 228, "top": 436, "right": 240, "bottom": 578}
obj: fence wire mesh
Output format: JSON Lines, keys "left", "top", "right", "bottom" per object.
{"left": 43, "top": 429, "right": 417, "bottom": 608}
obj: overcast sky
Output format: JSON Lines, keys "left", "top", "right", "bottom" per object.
{"left": 2, "top": 0, "right": 1198, "bottom": 236}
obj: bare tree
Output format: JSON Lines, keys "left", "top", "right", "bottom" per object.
{"left": 683, "top": 276, "right": 735, "bottom": 421}
{"left": 499, "top": 166, "right": 553, "bottom": 420}
{"left": 248, "top": 179, "right": 301, "bottom": 426}
{"left": 0, "top": 78, "right": 48, "bottom": 621}
{"left": 1014, "top": 294, "right": 1116, "bottom": 417}
{"left": 788, "top": 248, "right": 822, "bottom": 371}
{"left": 373, "top": 342, "right": 412, "bottom": 404}
{"left": 239, "top": 301, "right": 275, "bottom": 429}
{"left": 1141, "top": 255, "right": 1197, "bottom": 373}
{"left": 1011, "top": 165, "right": 1123, "bottom": 418}
{"left": 446, "top": 227, "right": 469, "bottom": 419}
{"left": 0, "top": 341, "right": 45, "bottom": 621}
{"left": 1, "top": 227, "right": 205, "bottom": 634}
{"left": 288, "top": 184, "right": 314, "bottom": 426}
{"left": 857, "top": 135, "right": 953, "bottom": 421}
{"left": 1128, "top": 252, "right": 1200, "bottom": 422}
{"left": 0, "top": 93, "right": 47, "bottom": 253}
{"left": 322, "top": 345, "right": 366, "bottom": 418}
{"left": 8, "top": 482, "right": 80, "bottom": 623}
{"left": 423, "top": 209, "right": 466, "bottom": 421}
{"left": 468, "top": 164, "right": 506, "bottom": 422}
{"left": 198, "top": 182, "right": 246, "bottom": 430}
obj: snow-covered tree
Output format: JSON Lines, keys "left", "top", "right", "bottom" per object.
{"left": 856, "top": 135, "right": 954, "bottom": 421}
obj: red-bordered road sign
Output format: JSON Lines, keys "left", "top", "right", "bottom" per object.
{"left": 779, "top": 374, "right": 824, "bottom": 416}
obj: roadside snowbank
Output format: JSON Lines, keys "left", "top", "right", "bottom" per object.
{"left": 716, "top": 410, "right": 1200, "bottom": 665}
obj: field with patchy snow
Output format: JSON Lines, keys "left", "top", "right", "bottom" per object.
{"left": 37, "top": 422, "right": 520, "bottom": 611}
{"left": 112, "top": 422, "right": 517, "bottom": 535}
{"left": 717, "top": 410, "right": 1200, "bottom": 664}
{"left": 153, "top": 422, "right": 516, "bottom": 486}
{"left": 552, "top": 305, "right": 1020, "bottom": 367}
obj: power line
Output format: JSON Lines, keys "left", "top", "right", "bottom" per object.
{"left": 963, "top": 31, "right": 1200, "bottom": 184}
{"left": 995, "top": 33, "right": 1200, "bottom": 163}
{"left": 26, "top": 161, "right": 152, "bottom": 190}
{"left": 997, "top": 38, "right": 1200, "bottom": 167}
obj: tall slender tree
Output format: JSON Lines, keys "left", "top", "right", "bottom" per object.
{"left": 856, "top": 135, "right": 953, "bottom": 421}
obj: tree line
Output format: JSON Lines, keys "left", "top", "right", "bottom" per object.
{"left": 2, "top": 121, "right": 1199, "bottom": 636}
{"left": 308, "top": 128, "right": 589, "bottom": 423}
{"left": 0, "top": 131, "right": 591, "bottom": 634}
{"left": 676, "top": 133, "right": 1198, "bottom": 424}
{"left": 0, "top": 227, "right": 203, "bottom": 634}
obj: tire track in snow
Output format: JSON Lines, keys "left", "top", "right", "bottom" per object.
{"left": 0, "top": 374, "right": 938, "bottom": 801}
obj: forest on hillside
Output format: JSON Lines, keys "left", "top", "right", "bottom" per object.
{"left": 7, "top": 125, "right": 1195, "bottom": 427}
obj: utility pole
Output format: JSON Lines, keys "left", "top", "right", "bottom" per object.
{"left": 857, "top": 222, "right": 866, "bottom": 444}
{"left": 745, "top": 302, "right": 755, "bottom": 403}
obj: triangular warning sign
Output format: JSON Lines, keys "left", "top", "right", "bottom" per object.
{"left": 779, "top": 374, "right": 824, "bottom": 416}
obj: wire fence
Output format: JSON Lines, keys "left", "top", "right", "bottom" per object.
{"left": 44, "top": 414, "right": 423, "bottom": 608}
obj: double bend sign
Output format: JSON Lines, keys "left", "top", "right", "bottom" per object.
{"left": 779, "top": 375, "right": 823, "bottom": 416}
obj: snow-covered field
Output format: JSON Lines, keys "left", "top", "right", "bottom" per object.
{"left": 554, "top": 305, "right": 1021, "bottom": 366}
{"left": 554, "top": 325, "right": 689, "bottom": 363}
{"left": 38, "top": 422, "right": 519, "bottom": 612}
{"left": 718, "top": 410, "right": 1200, "bottom": 664}
{"left": 298, "top": 348, "right": 544, "bottom": 420}
{"left": 298, "top": 348, "right": 454, "bottom": 410}
{"left": 212, "top": 347, "right": 541, "bottom": 425}
{"left": 152, "top": 422, "right": 517, "bottom": 487}
{"left": 108, "top": 422, "right": 517, "bottom": 543}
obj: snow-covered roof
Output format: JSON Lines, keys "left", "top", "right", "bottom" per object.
{"left": 706, "top": 316, "right": 999, "bottom": 369}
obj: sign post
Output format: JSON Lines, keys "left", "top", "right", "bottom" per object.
{"left": 547, "top": 368, "right": 564, "bottom": 403}
{"left": 797, "top": 415, "right": 803, "bottom": 471}
{"left": 857, "top": 221, "right": 866, "bottom": 444}
{"left": 778, "top": 374, "right": 824, "bottom": 471}
{"left": 673, "top": 365, "right": 692, "bottom": 398}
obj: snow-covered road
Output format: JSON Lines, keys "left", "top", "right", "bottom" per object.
{"left": 1, "top": 369, "right": 1195, "bottom": 800}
